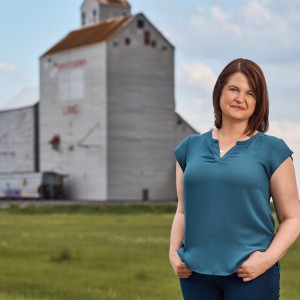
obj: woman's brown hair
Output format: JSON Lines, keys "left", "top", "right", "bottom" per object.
{"left": 212, "top": 58, "right": 269, "bottom": 135}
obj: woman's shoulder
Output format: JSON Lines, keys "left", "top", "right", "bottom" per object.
{"left": 256, "top": 132, "right": 292, "bottom": 154}
{"left": 256, "top": 132, "right": 293, "bottom": 175}
{"left": 257, "top": 132, "right": 287, "bottom": 145}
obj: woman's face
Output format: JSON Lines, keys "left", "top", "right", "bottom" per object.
{"left": 219, "top": 72, "right": 256, "bottom": 124}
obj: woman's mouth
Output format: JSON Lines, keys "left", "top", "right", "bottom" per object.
{"left": 231, "top": 105, "right": 245, "bottom": 111}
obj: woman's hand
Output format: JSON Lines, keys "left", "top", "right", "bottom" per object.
{"left": 236, "top": 251, "right": 272, "bottom": 282}
{"left": 169, "top": 250, "right": 192, "bottom": 278}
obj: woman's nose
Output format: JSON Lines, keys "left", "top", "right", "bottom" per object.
{"left": 234, "top": 93, "right": 245, "bottom": 103}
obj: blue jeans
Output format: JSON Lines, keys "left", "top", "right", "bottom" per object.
{"left": 179, "top": 263, "right": 280, "bottom": 300}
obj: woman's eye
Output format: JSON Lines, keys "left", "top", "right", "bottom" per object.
{"left": 229, "top": 87, "right": 237, "bottom": 91}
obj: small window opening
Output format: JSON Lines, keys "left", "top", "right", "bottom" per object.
{"left": 151, "top": 40, "right": 157, "bottom": 48}
{"left": 81, "top": 12, "right": 86, "bottom": 26}
{"left": 162, "top": 45, "right": 168, "bottom": 51}
{"left": 144, "top": 31, "right": 150, "bottom": 45}
{"left": 142, "top": 189, "right": 149, "bottom": 201}
{"left": 137, "top": 19, "right": 144, "bottom": 28}
{"left": 125, "top": 37, "right": 131, "bottom": 45}
{"left": 113, "top": 40, "right": 119, "bottom": 47}
{"left": 92, "top": 9, "right": 97, "bottom": 22}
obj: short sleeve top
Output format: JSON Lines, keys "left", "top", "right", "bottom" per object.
{"left": 174, "top": 129, "right": 293, "bottom": 275}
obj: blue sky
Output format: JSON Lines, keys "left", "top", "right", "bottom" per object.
{"left": 1, "top": 0, "right": 300, "bottom": 186}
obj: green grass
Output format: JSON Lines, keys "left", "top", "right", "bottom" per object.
{"left": 0, "top": 204, "right": 298, "bottom": 300}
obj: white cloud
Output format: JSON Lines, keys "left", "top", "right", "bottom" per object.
{"left": 175, "top": 62, "right": 217, "bottom": 128}
{"left": 261, "top": 63, "right": 300, "bottom": 122}
{"left": 268, "top": 120, "right": 300, "bottom": 188}
{"left": 269, "top": 121, "right": 300, "bottom": 150}
{"left": 192, "top": 98, "right": 205, "bottom": 107}
{"left": 0, "top": 61, "right": 17, "bottom": 73}
{"left": 211, "top": 6, "right": 229, "bottom": 23}
{"left": 263, "top": 63, "right": 300, "bottom": 86}
{"left": 167, "top": 0, "right": 300, "bottom": 65}
{"left": 241, "top": 1, "right": 271, "bottom": 27}
{"left": 177, "top": 62, "right": 217, "bottom": 93}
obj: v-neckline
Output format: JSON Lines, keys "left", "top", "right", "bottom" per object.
{"left": 208, "top": 129, "right": 261, "bottom": 161}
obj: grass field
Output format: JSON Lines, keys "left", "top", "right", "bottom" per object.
{"left": 0, "top": 204, "right": 299, "bottom": 300}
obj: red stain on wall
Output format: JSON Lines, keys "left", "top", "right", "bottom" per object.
{"left": 63, "top": 105, "right": 79, "bottom": 116}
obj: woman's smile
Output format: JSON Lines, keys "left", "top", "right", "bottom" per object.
{"left": 231, "top": 105, "right": 245, "bottom": 111}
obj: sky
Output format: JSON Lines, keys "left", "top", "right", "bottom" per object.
{"left": 1, "top": 0, "right": 300, "bottom": 188}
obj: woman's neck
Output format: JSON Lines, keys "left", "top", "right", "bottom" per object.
{"left": 219, "top": 121, "right": 249, "bottom": 139}
{"left": 214, "top": 121, "right": 254, "bottom": 157}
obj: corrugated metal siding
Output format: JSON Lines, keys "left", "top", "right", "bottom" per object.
{"left": 39, "top": 44, "right": 107, "bottom": 200}
{"left": 107, "top": 15, "right": 178, "bottom": 200}
{"left": 0, "top": 107, "right": 36, "bottom": 172}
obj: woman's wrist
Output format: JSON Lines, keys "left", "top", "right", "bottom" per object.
{"left": 263, "top": 250, "right": 279, "bottom": 268}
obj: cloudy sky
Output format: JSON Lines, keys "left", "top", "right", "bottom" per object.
{"left": 1, "top": 0, "right": 300, "bottom": 187}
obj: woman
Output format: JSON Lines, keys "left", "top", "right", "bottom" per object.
{"left": 169, "top": 58, "right": 300, "bottom": 300}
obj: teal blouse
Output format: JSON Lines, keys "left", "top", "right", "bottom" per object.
{"left": 174, "top": 129, "right": 293, "bottom": 275}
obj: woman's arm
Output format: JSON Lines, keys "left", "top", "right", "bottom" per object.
{"left": 169, "top": 162, "right": 192, "bottom": 278}
{"left": 265, "top": 156, "right": 300, "bottom": 261}
{"left": 237, "top": 157, "right": 300, "bottom": 282}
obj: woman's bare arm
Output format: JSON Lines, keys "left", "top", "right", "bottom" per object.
{"left": 169, "top": 162, "right": 192, "bottom": 278}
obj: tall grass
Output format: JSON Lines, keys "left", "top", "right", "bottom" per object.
{"left": 0, "top": 204, "right": 298, "bottom": 299}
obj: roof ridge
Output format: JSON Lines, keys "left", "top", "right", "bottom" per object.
{"left": 42, "top": 14, "right": 133, "bottom": 56}
{"left": 68, "top": 14, "right": 131, "bottom": 34}
{"left": 97, "top": 0, "right": 130, "bottom": 8}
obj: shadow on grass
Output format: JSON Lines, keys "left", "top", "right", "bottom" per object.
{"left": 50, "top": 248, "right": 76, "bottom": 263}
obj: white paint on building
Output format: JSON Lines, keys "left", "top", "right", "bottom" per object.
{"left": 0, "top": 106, "right": 37, "bottom": 172}
{"left": 81, "top": 0, "right": 131, "bottom": 26}
{"left": 40, "top": 45, "right": 107, "bottom": 200}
